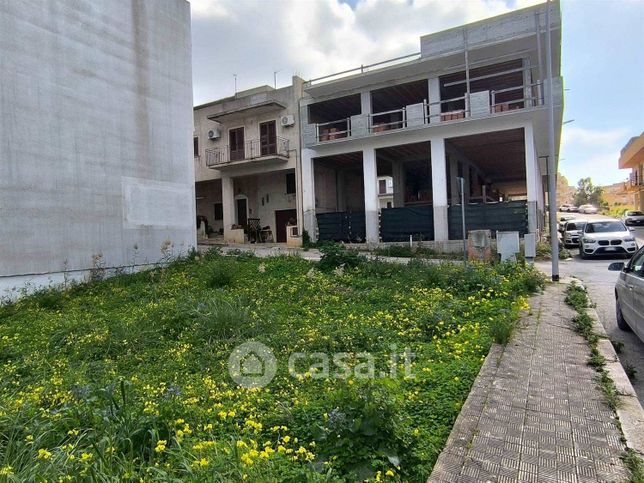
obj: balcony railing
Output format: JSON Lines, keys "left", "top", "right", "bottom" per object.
{"left": 310, "top": 81, "right": 545, "bottom": 144}
{"left": 206, "top": 137, "right": 289, "bottom": 167}
{"left": 316, "top": 118, "right": 351, "bottom": 142}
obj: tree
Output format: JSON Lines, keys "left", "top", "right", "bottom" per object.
{"left": 574, "top": 177, "right": 604, "bottom": 207}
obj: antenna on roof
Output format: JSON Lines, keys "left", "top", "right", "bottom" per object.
{"left": 233, "top": 74, "right": 237, "bottom": 95}
{"left": 273, "top": 70, "right": 281, "bottom": 89}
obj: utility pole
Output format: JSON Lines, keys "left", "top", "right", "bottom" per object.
{"left": 458, "top": 177, "right": 467, "bottom": 266}
{"left": 545, "top": 0, "right": 559, "bottom": 281}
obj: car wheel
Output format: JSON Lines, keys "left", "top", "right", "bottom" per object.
{"left": 616, "top": 296, "right": 631, "bottom": 331}
{"left": 580, "top": 248, "right": 587, "bottom": 259}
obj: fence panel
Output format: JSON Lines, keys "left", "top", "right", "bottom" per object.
{"left": 448, "top": 201, "right": 528, "bottom": 239}
{"left": 380, "top": 205, "right": 434, "bottom": 242}
{"left": 317, "top": 212, "right": 366, "bottom": 242}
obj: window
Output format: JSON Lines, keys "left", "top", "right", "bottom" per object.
{"left": 286, "top": 173, "right": 296, "bottom": 194}
{"left": 193, "top": 137, "right": 199, "bottom": 157}
{"left": 379, "top": 179, "right": 387, "bottom": 194}
{"left": 214, "top": 203, "right": 223, "bottom": 221}
{"left": 630, "top": 248, "right": 644, "bottom": 275}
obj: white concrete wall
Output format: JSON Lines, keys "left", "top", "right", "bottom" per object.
{"left": 0, "top": 0, "right": 194, "bottom": 296}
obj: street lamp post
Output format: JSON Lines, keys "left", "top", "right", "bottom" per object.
{"left": 545, "top": 0, "right": 559, "bottom": 281}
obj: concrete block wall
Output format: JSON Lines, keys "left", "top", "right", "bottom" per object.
{"left": 0, "top": 0, "right": 195, "bottom": 297}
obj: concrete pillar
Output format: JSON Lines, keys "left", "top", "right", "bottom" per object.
{"left": 360, "top": 91, "right": 371, "bottom": 115}
{"left": 392, "top": 161, "right": 405, "bottom": 207}
{"left": 428, "top": 77, "right": 441, "bottom": 122}
{"left": 362, "top": 147, "right": 379, "bottom": 243}
{"left": 524, "top": 124, "right": 538, "bottom": 233}
{"left": 431, "top": 138, "right": 449, "bottom": 241}
{"left": 222, "top": 175, "right": 235, "bottom": 242}
{"left": 450, "top": 156, "right": 459, "bottom": 205}
{"left": 302, "top": 148, "right": 317, "bottom": 241}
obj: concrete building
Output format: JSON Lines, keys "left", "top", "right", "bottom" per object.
{"left": 299, "top": 1, "right": 563, "bottom": 244}
{"left": 194, "top": 77, "right": 304, "bottom": 245}
{"left": 619, "top": 133, "right": 644, "bottom": 211}
{"left": 0, "top": 0, "right": 194, "bottom": 297}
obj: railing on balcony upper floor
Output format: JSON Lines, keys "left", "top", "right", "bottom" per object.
{"left": 316, "top": 119, "right": 351, "bottom": 143}
{"left": 205, "top": 137, "right": 289, "bottom": 167}
{"left": 310, "top": 80, "right": 547, "bottom": 144}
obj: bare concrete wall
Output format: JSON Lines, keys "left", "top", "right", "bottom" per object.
{"left": 0, "top": 0, "right": 195, "bottom": 294}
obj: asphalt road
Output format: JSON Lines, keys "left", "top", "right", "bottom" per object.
{"left": 537, "top": 213, "right": 644, "bottom": 403}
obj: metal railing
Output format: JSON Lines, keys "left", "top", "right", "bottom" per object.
{"left": 490, "top": 81, "right": 543, "bottom": 112}
{"left": 310, "top": 81, "right": 545, "bottom": 143}
{"left": 316, "top": 118, "right": 351, "bottom": 142}
{"left": 369, "top": 108, "right": 407, "bottom": 133}
{"left": 205, "top": 137, "right": 289, "bottom": 167}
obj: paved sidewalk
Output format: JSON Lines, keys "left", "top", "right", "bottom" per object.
{"left": 429, "top": 283, "right": 630, "bottom": 483}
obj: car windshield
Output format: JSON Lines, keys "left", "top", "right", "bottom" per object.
{"left": 627, "top": 211, "right": 643, "bottom": 216}
{"left": 585, "top": 221, "right": 627, "bottom": 233}
{"left": 566, "top": 222, "right": 585, "bottom": 231}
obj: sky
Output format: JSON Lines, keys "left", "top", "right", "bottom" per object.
{"left": 190, "top": 0, "right": 644, "bottom": 187}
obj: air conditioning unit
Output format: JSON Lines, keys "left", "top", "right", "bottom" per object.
{"left": 207, "top": 128, "right": 220, "bottom": 140}
{"left": 280, "top": 115, "right": 295, "bottom": 127}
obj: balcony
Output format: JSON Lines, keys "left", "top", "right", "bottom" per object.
{"left": 206, "top": 137, "right": 289, "bottom": 168}
{"left": 306, "top": 81, "right": 545, "bottom": 146}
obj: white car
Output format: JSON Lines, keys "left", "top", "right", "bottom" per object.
{"left": 558, "top": 215, "right": 575, "bottom": 233}
{"left": 561, "top": 220, "right": 586, "bottom": 248}
{"left": 609, "top": 246, "right": 644, "bottom": 343}
{"left": 579, "top": 219, "right": 638, "bottom": 259}
{"left": 578, "top": 204, "right": 599, "bottom": 214}
{"left": 623, "top": 210, "right": 644, "bottom": 227}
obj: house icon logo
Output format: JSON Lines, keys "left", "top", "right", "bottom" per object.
{"left": 228, "top": 341, "right": 277, "bottom": 388}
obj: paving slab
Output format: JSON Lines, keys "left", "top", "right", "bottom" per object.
{"left": 429, "top": 283, "right": 631, "bottom": 483}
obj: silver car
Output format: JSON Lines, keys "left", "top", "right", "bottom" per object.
{"left": 579, "top": 219, "right": 638, "bottom": 259}
{"left": 578, "top": 204, "right": 599, "bottom": 214}
{"left": 623, "top": 210, "right": 644, "bottom": 227}
{"left": 562, "top": 220, "right": 586, "bottom": 248}
{"left": 609, "top": 246, "right": 644, "bottom": 343}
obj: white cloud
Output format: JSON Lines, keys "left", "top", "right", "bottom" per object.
{"left": 189, "top": 0, "right": 541, "bottom": 104}
{"left": 559, "top": 126, "right": 631, "bottom": 186}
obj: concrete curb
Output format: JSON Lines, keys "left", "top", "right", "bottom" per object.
{"left": 565, "top": 278, "right": 644, "bottom": 456}
{"left": 587, "top": 304, "right": 644, "bottom": 456}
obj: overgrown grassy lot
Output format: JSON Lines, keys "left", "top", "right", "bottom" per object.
{"left": 0, "top": 249, "right": 543, "bottom": 481}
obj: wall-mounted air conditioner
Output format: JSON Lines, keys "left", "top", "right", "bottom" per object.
{"left": 208, "top": 128, "right": 220, "bottom": 139}
{"left": 280, "top": 115, "right": 295, "bottom": 127}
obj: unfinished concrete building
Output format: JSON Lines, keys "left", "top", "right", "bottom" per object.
{"left": 299, "top": 1, "right": 563, "bottom": 244}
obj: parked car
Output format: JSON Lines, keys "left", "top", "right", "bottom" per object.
{"left": 578, "top": 204, "right": 599, "bottom": 214}
{"left": 561, "top": 220, "right": 586, "bottom": 248}
{"left": 608, "top": 245, "right": 644, "bottom": 343}
{"left": 559, "top": 203, "right": 578, "bottom": 213}
{"left": 622, "top": 210, "right": 644, "bottom": 226}
{"left": 579, "top": 219, "right": 638, "bottom": 259}
{"left": 558, "top": 215, "right": 575, "bottom": 233}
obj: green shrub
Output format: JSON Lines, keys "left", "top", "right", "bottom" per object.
{"left": 489, "top": 310, "right": 517, "bottom": 345}
{"left": 318, "top": 243, "right": 363, "bottom": 272}
{"left": 204, "top": 261, "right": 235, "bottom": 288}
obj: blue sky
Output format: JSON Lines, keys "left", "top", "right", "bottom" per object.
{"left": 191, "top": 0, "right": 644, "bottom": 187}
{"left": 558, "top": 0, "right": 643, "bottom": 186}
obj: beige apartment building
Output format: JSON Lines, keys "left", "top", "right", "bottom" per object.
{"left": 194, "top": 77, "right": 304, "bottom": 244}
{"left": 619, "top": 133, "right": 644, "bottom": 211}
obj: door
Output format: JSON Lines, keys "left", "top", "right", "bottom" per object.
{"left": 626, "top": 249, "right": 644, "bottom": 340}
{"left": 275, "top": 209, "right": 297, "bottom": 243}
{"left": 229, "top": 127, "right": 245, "bottom": 161}
{"left": 236, "top": 198, "right": 248, "bottom": 227}
{"left": 260, "top": 120, "right": 277, "bottom": 156}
